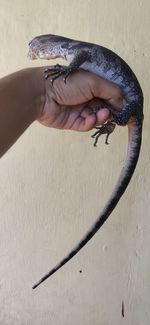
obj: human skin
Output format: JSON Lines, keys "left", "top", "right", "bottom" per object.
{"left": 0, "top": 67, "right": 123, "bottom": 158}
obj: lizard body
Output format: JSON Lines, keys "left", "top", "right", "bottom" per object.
{"left": 28, "top": 35, "right": 143, "bottom": 289}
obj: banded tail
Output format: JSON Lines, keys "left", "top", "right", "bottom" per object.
{"left": 32, "top": 116, "right": 143, "bottom": 289}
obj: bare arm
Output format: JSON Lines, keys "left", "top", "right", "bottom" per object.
{"left": 0, "top": 67, "right": 123, "bottom": 158}
{"left": 0, "top": 68, "right": 44, "bottom": 157}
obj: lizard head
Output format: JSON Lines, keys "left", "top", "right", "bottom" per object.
{"left": 28, "top": 34, "right": 74, "bottom": 60}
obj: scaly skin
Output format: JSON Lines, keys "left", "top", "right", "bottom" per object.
{"left": 28, "top": 35, "right": 144, "bottom": 289}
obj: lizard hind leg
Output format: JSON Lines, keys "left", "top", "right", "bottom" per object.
{"left": 91, "top": 121, "right": 116, "bottom": 146}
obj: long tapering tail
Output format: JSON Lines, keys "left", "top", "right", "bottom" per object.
{"left": 32, "top": 116, "right": 143, "bottom": 289}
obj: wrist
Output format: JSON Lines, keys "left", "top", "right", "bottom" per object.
{"left": 27, "top": 67, "right": 46, "bottom": 120}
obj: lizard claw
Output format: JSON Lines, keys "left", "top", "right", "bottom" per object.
{"left": 45, "top": 64, "right": 61, "bottom": 74}
{"left": 63, "top": 76, "right": 67, "bottom": 83}
{"left": 44, "top": 64, "right": 77, "bottom": 84}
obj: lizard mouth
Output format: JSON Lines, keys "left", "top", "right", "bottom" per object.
{"left": 28, "top": 48, "right": 61, "bottom": 60}
{"left": 28, "top": 49, "right": 38, "bottom": 60}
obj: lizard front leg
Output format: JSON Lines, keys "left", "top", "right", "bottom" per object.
{"left": 44, "top": 50, "right": 91, "bottom": 83}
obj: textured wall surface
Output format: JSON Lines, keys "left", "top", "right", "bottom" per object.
{"left": 0, "top": 0, "right": 149, "bottom": 324}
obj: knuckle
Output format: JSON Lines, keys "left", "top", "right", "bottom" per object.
{"left": 113, "top": 85, "right": 122, "bottom": 98}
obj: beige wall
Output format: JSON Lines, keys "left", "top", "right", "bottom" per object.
{"left": 0, "top": 0, "right": 149, "bottom": 324}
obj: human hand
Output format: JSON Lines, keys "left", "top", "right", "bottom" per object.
{"left": 0, "top": 67, "right": 123, "bottom": 157}
{"left": 38, "top": 68, "right": 123, "bottom": 132}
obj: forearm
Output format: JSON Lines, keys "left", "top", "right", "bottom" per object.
{"left": 0, "top": 68, "right": 45, "bottom": 158}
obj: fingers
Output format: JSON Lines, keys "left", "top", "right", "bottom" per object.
{"left": 71, "top": 114, "right": 96, "bottom": 131}
{"left": 70, "top": 108, "right": 110, "bottom": 132}
{"left": 44, "top": 67, "right": 123, "bottom": 111}
{"left": 95, "top": 108, "right": 110, "bottom": 125}
{"left": 90, "top": 73, "right": 123, "bottom": 111}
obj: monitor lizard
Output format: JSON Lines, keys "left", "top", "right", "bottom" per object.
{"left": 28, "top": 35, "right": 144, "bottom": 289}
